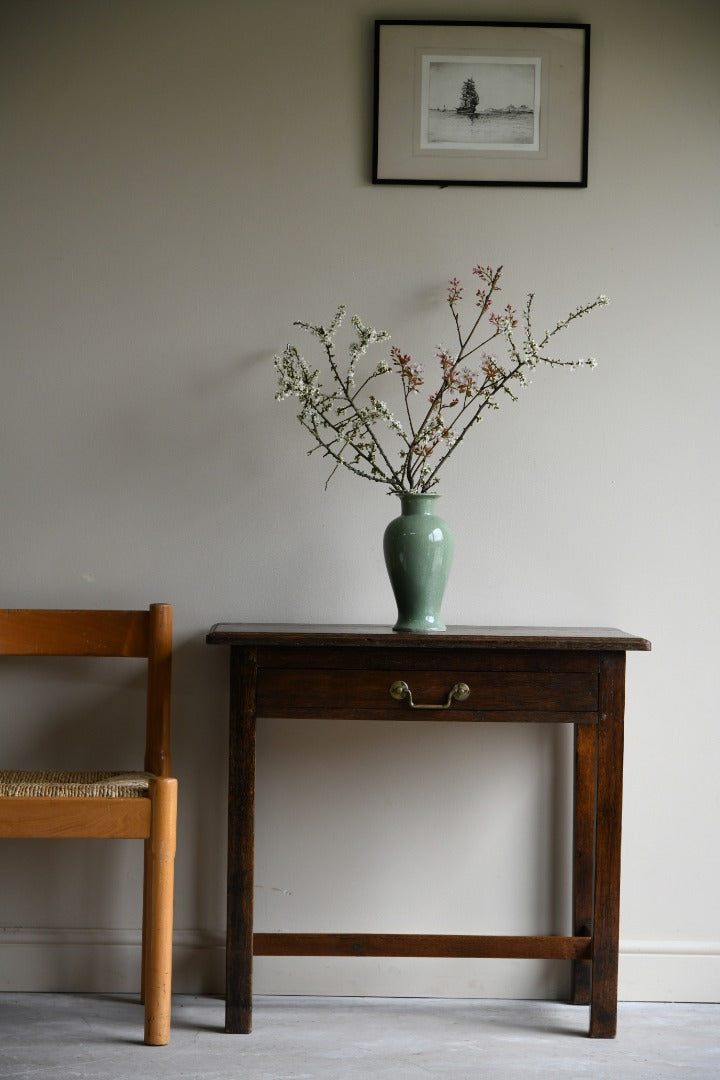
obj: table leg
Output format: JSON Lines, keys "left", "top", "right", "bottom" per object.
{"left": 589, "top": 652, "right": 625, "bottom": 1038}
{"left": 226, "top": 648, "right": 257, "bottom": 1034}
{"left": 571, "top": 722, "right": 596, "bottom": 1006}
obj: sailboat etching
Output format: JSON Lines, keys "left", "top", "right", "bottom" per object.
{"left": 456, "top": 76, "right": 479, "bottom": 117}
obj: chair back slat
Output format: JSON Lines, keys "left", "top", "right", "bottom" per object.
{"left": 0, "top": 610, "right": 150, "bottom": 657}
{"left": 0, "top": 604, "right": 173, "bottom": 775}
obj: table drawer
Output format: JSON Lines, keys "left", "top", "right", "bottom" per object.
{"left": 256, "top": 667, "right": 598, "bottom": 718}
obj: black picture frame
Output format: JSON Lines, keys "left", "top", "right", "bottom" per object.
{"left": 373, "top": 20, "right": 590, "bottom": 187}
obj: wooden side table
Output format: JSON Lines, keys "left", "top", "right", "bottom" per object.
{"left": 206, "top": 625, "right": 650, "bottom": 1038}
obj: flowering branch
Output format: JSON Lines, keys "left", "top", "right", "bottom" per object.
{"left": 274, "top": 265, "right": 608, "bottom": 493}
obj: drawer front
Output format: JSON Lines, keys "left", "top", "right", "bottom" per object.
{"left": 256, "top": 667, "right": 598, "bottom": 718}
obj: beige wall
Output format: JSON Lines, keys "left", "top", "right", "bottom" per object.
{"left": 1, "top": 0, "right": 719, "bottom": 1000}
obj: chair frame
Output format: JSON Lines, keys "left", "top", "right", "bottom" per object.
{"left": 0, "top": 603, "right": 176, "bottom": 1045}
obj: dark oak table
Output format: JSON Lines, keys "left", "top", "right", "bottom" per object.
{"left": 206, "top": 624, "right": 650, "bottom": 1038}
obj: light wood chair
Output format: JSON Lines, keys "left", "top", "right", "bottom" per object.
{"left": 0, "top": 604, "right": 176, "bottom": 1045}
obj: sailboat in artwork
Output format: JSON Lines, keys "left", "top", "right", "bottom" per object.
{"left": 456, "top": 76, "right": 479, "bottom": 117}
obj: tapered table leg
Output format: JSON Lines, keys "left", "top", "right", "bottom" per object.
{"left": 226, "top": 648, "right": 257, "bottom": 1034}
{"left": 572, "top": 722, "right": 596, "bottom": 1006}
{"left": 589, "top": 653, "right": 625, "bottom": 1038}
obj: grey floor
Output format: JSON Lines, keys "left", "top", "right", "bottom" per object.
{"left": 0, "top": 994, "right": 718, "bottom": 1079}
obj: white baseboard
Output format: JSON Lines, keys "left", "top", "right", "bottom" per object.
{"left": 1, "top": 929, "right": 718, "bottom": 1002}
{"left": 619, "top": 940, "right": 720, "bottom": 1003}
{"left": 0, "top": 929, "right": 224, "bottom": 995}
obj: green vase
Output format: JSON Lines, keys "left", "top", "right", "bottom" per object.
{"left": 383, "top": 493, "right": 453, "bottom": 633}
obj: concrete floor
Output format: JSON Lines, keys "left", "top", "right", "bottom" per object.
{"left": 0, "top": 995, "right": 718, "bottom": 1079}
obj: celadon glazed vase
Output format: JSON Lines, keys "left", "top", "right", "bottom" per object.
{"left": 383, "top": 493, "right": 453, "bottom": 633}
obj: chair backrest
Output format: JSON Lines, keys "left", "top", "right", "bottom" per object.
{"left": 0, "top": 604, "right": 172, "bottom": 776}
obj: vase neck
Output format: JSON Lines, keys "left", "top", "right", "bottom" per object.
{"left": 397, "top": 493, "right": 440, "bottom": 516}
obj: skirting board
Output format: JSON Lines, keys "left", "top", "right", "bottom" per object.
{"left": 0, "top": 930, "right": 718, "bottom": 1002}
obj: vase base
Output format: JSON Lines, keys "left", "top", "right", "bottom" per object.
{"left": 392, "top": 620, "right": 447, "bottom": 634}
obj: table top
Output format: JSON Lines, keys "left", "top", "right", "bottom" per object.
{"left": 206, "top": 624, "right": 651, "bottom": 651}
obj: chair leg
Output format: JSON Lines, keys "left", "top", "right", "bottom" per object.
{"left": 143, "top": 777, "right": 177, "bottom": 1046}
{"left": 141, "top": 838, "right": 152, "bottom": 1004}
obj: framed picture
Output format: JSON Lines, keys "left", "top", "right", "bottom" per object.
{"left": 373, "top": 20, "right": 590, "bottom": 187}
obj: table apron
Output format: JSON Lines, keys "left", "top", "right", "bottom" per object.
{"left": 253, "top": 706, "right": 598, "bottom": 723}
{"left": 256, "top": 669, "right": 598, "bottom": 716}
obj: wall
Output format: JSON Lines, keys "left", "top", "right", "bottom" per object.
{"left": 1, "top": 0, "right": 719, "bottom": 1002}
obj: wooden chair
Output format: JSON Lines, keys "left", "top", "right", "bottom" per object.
{"left": 0, "top": 604, "right": 176, "bottom": 1045}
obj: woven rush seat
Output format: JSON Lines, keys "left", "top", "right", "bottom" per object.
{"left": 0, "top": 770, "right": 152, "bottom": 798}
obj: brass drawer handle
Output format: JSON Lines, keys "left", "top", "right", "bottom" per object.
{"left": 389, "top": 680, "right": 470, "bottom": 710}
